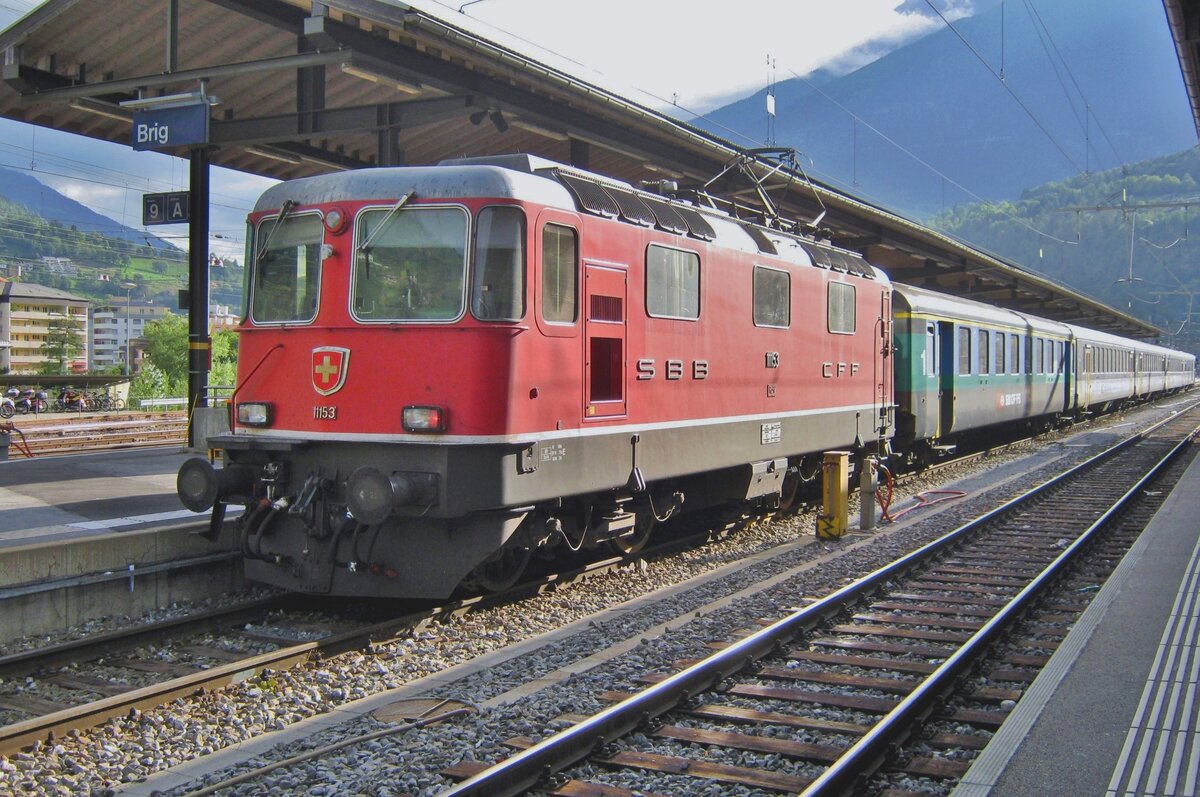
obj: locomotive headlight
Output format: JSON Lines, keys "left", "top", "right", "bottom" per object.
{"left": 237, "top": 402, "right": 273, "bottom": 427}
{"left": 402, "top": 405, "right": 446, "bottom": 433}
{"left": 323, "top": 206, "right": 348, "bottom": 235}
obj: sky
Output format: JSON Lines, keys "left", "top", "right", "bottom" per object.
{"left": 0, "top": 0, "right": 1092, "bottom": 262}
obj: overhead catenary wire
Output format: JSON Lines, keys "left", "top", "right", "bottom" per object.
{"left": 923, "top": 0, "right": 1085, "bottom": 175}
{"left": 787, "top": 68, "right": 1079, "bottom": 246}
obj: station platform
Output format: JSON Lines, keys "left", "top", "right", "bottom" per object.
{"left": 955, "top": 446, "right": 1200, "bottom": 797}
{"left": 0, "top": 447, "right": 204, "bottom": 548}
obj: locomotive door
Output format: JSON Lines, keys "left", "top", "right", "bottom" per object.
{"left": 583, "top": 263, "right": 628, "bottom": 418}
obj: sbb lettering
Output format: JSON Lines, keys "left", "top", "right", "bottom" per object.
{"left": 636, "top": 358, "right": 709, "bottom": 382}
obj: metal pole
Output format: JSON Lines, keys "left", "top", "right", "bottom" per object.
{"left": 187, "top": 147, "right": 210, "bottom": 422}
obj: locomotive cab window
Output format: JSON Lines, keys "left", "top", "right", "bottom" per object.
{"left": 542, "top": 223, "right": 578, "bottom": 323}
{"left": 827, "top": 281, "right": 856, "bottom": 334}
{"left": 353, "top": 205, "right": 468, "bottom": 322}
{"left": 647, "top": 244, "right": 700, "bottom": 320}
{"left": 753, "top": 266, "right": 790, "bottom": 328}
{"left": 472, "top": 206, "right": 526, "bottom": 321}
{"left": 250, "top": 212, "right": 324, "bottom": 324}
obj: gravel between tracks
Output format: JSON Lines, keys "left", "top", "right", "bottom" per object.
{"left": 0, "top": 402, "right": 1185, "bottom": 797}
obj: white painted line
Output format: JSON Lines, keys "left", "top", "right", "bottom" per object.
{"left": 68, "top": 507, "right": 243, "bottom": 531}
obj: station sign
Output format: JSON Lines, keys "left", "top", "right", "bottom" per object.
{"left": 131, "top": 102, "right": 209, "bottom": 151}
{"left": 143, "top": 191, "right": 190, "bottom": 225}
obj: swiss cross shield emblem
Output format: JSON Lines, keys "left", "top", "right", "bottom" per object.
{"left": 312, "top": 347, "right": 350, "bottom": 396}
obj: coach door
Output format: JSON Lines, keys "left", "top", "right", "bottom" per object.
{"left": 938, "top": 321, "right": 955, "bottom": 436}
{"left": 584, "top": 263, "right": 628, "bottom": 419}
{"left": 1083, "top": 345, "right": 1094, "bottom": 407}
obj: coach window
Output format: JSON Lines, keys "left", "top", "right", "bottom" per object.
{"left": 753, "top": 266, "right": 790, "bottom": 327}
{"left": 977, "top": 329, "right": 990, "bottom": 374}
{"left": 958, "top": 327, "right": 972, "bottom": 375}
{"left": 353, "top": 205, "right": 468, "bottom": 321}
{"left": 993, "top": 332, "right": 1005, "bottom": 374}
{"left": 471, "top": 207, "right": 526, "bottom": 321}
{"left": 250, "top": 212, "right": 324, "bottom": 323}
{"left": 542, "top": 223, "right": 578, "bottom": 323}
{"left": 647, "top": 244, "right": 700, "bottom": 320}
{"left": 827, "top": 281, "right": 856, "bottom": 334}
{"left": 1009, "top": 334, "right": 1019, "bottom": 373}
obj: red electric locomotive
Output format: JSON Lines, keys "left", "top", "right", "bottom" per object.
{"left": 178, "top": 154, "right": 893, "bottom": 598}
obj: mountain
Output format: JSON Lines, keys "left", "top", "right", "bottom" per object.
{"left": 0, "top": 166, "right": 175, "bottom": 250}
{"left": 695, "top": 0, "right": 1196, "bottom": 219}
{"left": 929, "top": 146, "right": 1200, "bottom": 351}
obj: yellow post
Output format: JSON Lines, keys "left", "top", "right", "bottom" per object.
{"left": 816, "top": 451, "right": 850, "bottom": 539}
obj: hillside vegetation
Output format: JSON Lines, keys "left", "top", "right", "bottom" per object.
{"left": 930, "top": 146, "right": 1200, "bottom": 349}
{"left": 0, "top": 193, "right": 242, "bottom": 309}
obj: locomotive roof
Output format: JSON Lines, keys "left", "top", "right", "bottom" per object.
{"left": 253, "top": 163, "right": 574, "bottom": 214}
{"left": 254, "top": 157, "right": 882, "bottom": 281}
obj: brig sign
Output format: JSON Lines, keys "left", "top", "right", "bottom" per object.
{"left": 131, "top": 102, "right": 209, "bottom": 151}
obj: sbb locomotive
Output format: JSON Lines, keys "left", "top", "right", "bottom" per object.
{"left": 177, "top": 154, "right": 1194, "bottom": 599}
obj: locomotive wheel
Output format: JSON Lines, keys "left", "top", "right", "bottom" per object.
{"left": 462, "top": 544, "right": 531, "bottom": 593}
{"left": 606, "top": 513, "right": 654, "bottom": 556}
{"left": 777, "top": 467, "right": 802, "bottom": 512}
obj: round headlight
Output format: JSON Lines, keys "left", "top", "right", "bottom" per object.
{"left": 323, "top": 206, "right": 348, "bottom": 235}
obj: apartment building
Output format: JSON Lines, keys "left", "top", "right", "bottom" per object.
{"left": 0, "top": 282, "right": 90, "bottom": 374}
{"left": 90, "top": 300, "right": 170, "bottom": 373}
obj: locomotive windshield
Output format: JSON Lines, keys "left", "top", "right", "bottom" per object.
{"left": 250, "top": 212, "right": 324, "bottom": 323}
{"left": 353, "top": 205, "right": 469, "bottom": 321}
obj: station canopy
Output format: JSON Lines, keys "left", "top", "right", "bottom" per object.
{"left": 0, "top": 0, "right": 1166, "bottom": 339}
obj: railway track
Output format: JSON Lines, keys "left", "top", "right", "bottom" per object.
{"left": 439, "top": 404, "right": 1200, "bottom": 796}
{"left": 0, "top": 400, "right": 1182, "bottom": 765}
{"left": 0, "top": 542, "right": 693, "bottom": 758}
{"left": 2, "top": 412, "right": 187, "bottom": 457}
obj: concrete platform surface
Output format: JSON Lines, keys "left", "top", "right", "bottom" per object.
{"left": 956, "top": 447, "right": 1200, "bottom": 797}
{"left": 0, "top": 447, "right": 205, "bottom": 548}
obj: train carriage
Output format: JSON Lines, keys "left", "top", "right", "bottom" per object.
{"left": 892, "top": 284, "right": 1072, "bottom": 454}
{"left": 179, "top": 155, "right": 894, "bottom": 599}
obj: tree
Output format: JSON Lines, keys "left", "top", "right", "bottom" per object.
{"left": 138, "top": 312, "right": 188, "bottom": 392}
{"left": 130, "top": 312, "right": 240, "bottom": 399}
{"left": 44, "top": 315, "right": 84, "bottom": 373}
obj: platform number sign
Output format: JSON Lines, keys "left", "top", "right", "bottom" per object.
{"left": 143, "top": 191, "right": 190, "bottom": 226}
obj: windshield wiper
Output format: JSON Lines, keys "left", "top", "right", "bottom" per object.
{"left": 357, "top": 190, "right": 415, "bottom": 256}
{"left": 255, "top": 199, "right": 298, "bottom": 265}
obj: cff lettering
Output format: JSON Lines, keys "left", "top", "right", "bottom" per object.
{"left": 136, "top": 122, "right": 169, "bottom": 147}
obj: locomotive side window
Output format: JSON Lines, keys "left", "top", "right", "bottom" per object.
{"left": 542, "top": 223, "right": 578, "bottom": 323}
{"left": 753, "top": 266, "right": 790, "bottom": 328}
{"left": 958, "top": 327, "right": 971, "bottom": 375}
{"left": 471, "top": 206, "right": 526, "bottom": 321}
{"left": 250, "top": 213, "right": 324, "bottom": 323}
{"left": 827, "top": 281, "right": 855, "bottom": 334}
{"left": 352, "top": 205, "right": 468, "bottom": 321}
{"left": 647, "top": 244, "right": 701, "bottom": 320}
